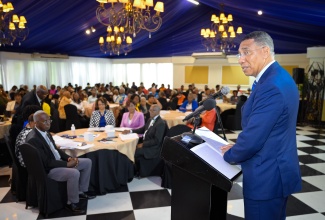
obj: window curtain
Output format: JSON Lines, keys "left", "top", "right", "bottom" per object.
{"left": 0, "top": 53, "right": 173, "bottom": 90}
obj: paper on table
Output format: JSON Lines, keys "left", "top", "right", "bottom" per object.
{"left": 88, "top": 127, "right": 105, "bottom": 132}
{"left": 119, "top": 133, "right": 139, "bottom": 141}
{"left": 159, "top": 110, "right": 170, "bottom": 114}
{"left": 115, "top": 127, "right": 131, "bottom": 132}
{"left": 59, "top": 141, "right": 94, "bottom": 150}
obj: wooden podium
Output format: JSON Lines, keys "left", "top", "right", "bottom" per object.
{"left": 161, "top": 134, "right": 241, "bottom": 220}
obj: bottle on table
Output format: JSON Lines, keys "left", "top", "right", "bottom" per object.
{"left": 71, "top": 124, "right": 76, "bottom": 136}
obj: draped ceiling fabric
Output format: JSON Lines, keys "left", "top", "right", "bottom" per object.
{"left": 1, "top": 0, "right": 324, "bottom": 59}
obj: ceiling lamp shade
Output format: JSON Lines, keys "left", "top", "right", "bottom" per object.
{"left": 99, "top": 25, "right": 133, "bottom": 56}
{"left": 0, "top": 1, "right": 29, "bottom": 46}
{"left": 200, "top": 3, "right": 243, "bottom": 53}
{"left": 96, "top": 0, "right": 164, "bottom": 55}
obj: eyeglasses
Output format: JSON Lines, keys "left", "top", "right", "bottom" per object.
{"left": 41, "top": 119, "right": 52, "bottom": 124}
{"left": 236, "top": 46, "right": 264, "bottom": 59}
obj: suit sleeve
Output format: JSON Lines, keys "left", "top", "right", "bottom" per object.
{"left": 224, "top": 83, "right": 285, "bottom": 164}
{"left": 27, "top": 137, "right": 68, "bottom": 170}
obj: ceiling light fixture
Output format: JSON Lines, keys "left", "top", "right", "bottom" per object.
{"left": 99, "top": 25, "right": 133, "bottom": 56}
{"left": 96, "top": 0, "right": 164, "bottom": 38}
{"left": 187, "top": 0, "right": 199, "bottom": 5}
{"left": 0, "top": 0, "right": 29, "bottom": 46}
{"left": 200, "top": 3, "right": 243, "bottom": 53}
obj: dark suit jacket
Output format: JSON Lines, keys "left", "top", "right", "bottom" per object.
{"left": 224, "top": 61, "right": 302, "bottom": 200}
{"left": 18, "top": 91, "right": 42, "bottom": 113}
{"left": 26, "top": 128, "right": 70, "bottom": 173}
{"left": 133, "top": 116, "right": 167, "bottom": 159}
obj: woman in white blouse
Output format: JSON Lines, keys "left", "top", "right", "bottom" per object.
{"left": 71, "top": 92, "right": 88, "bottom": 116}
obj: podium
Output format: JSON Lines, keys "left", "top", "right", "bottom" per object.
{"left": 161, "top": 134, "right": 241, "bottom": 220}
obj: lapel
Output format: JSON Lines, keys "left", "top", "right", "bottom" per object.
{"left": 242, "top": 61, "right": 280, "bottom": 128}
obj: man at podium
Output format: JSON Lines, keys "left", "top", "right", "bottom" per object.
{"left": 221, "top": 31, "right": 301, "bottom": 220}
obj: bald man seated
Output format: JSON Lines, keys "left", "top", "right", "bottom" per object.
{"left": 26, "top": 110, "right": 95, "bottom": 214}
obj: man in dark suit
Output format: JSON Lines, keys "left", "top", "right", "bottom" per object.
{"left": 221, "top": 31, "right": 301, "bottom": 220}
{"left": 13, "top": 85, "right": 48, "bottom": 124}
{"left": 122, "top": 104, "right": 167, "bottom": 160}
{"left": 26, "top": 110, "right": 95, "bottom": 214}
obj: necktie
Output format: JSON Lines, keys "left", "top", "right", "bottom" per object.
{"left": 252, "top": 80, "right": 257, "bottom": 91}
{"left": 45, "top": 132, "right": 61, "bottom": 160}
{"left": 143, "top": 119, "right": 155, "bottom": 140}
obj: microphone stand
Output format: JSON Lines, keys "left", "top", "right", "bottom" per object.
{"left": 181, "top": 115, "right": 204, "bottom": 145}
{"left": 192, "top": 115, "right": 201, "bottom": 135}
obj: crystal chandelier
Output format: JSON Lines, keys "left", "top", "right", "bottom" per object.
{"left": 0, "top": 1, "right": 29, "bottom": 46}
{"left": 200, "top": 4, "right": 242, "bottom": 53}
{"left": 99, "top": 26, "right": 133, "bottom": 56}
{"left": 95, "top": 0, "right": 164, "bottom": 39}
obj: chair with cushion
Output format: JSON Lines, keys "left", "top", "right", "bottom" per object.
{"left": 64, "top": 104, "right": 82, "bottom": 130}
{"left": 19, "top": 143, "right": 67, "bottom": 217}
{"left": 4, "top": 135, "right": 28, "bottom": 201}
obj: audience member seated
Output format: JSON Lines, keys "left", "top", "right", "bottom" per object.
{"left": 89, "top": 97, "right": 115, "bottom": 127}
{"left": 139, "top": 96, "right": 150, "bottom": 122}
{"left": 15, "top": 114, "right": 35, "bottom": 167}
{"left": 114, "top": 87, "right": 126, "bottom": 105}
{"left": 71, "top": 92, "right": 88, "bottom": 116}
{"left": 130, "top": 94, "right": 141, "bottom": 111}
{"left": 192, "top": 88, "right": 202, "bottom": 103}
{"left": 122, "top": 105, "right": 168, "bottom": 173}
{"left": 26, "top": 110, "right": 95, "bottom": 214}
{"left": 187, "top": 108, "right": 217, "bottom": 131}
{"left": 58, "top": 91, "right": 71, "bottom": 120}
{"left": 230, "top": 90, "right": 239, "bottom": 104}
{"left": 49, "top": 84, "right": 57, "bottom": 95}
{"left": 147, "top": 94, "right": 162, "bottom": 109}
{"left": 120, "top": 101, "right": 145, "bottom": 129}
{"left": 6, "top": 93, "right": 22, "bottom": 117}
{"left": 179, "top": 93, "right": 198, "bottom": 112}
{"left": 176, "top": 90, "right": 186, "bottom": 107}
{"left": 87, "top": 88, "right": 97, "bottom": 104}
{"left": 157, "top": 91, "right": 168, "bottom": 110}
{"left": 167, "top": 90, "right": 178, "bottom": 110}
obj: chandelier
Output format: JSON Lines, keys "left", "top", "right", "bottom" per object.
{"left": 0, "top": 1, "right": 29, "bottom": 46}
{"left": 95, "top": 0, "right": 164, "bottom": 39}
{"left": 200, "top": 4, "right": 242, "bottom": 53}
{"left": 99, "top": 26, "right": 133, "bottom": 56}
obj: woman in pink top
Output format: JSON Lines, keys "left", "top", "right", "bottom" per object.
{"left": 120, "top": 101, "right": 145, "bottom": 129}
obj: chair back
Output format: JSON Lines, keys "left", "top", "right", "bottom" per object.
{"left": 19, "top": 143, "right": 47, "bottom": 182}
{"left": 166, "top": 124, "right": 191, "bottom": 138}
{"left": 64, "top": 104, "right": 82, "bottom": 130}
{"left": 4, "top": 134, "right": 18, "bottom": 166}
{"left": 19, "top": 143, "right": 67, "bottom": 215}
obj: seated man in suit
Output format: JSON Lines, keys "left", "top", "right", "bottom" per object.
{"left": 26, "top": 110, "right": 95, "bottom": 214}
{"left": 122, "top": 104, "right": 167, "bottom": 170}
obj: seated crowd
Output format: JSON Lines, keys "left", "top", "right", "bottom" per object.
{"left": 2, "top": 81, "right": 248, "bottom": 214}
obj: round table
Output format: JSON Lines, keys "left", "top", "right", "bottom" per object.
{"left": 159, "top": 110, "right": 188, "bottom": 128}
{"left": 55, "top": 128, "right": 139, "bottom": 194}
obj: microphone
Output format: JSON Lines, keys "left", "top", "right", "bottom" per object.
{"left": 182, "top": 98, "right": 216, "bottom": 122}
{"left": 199, "top": 86, "right": 230, "bottom": 105}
